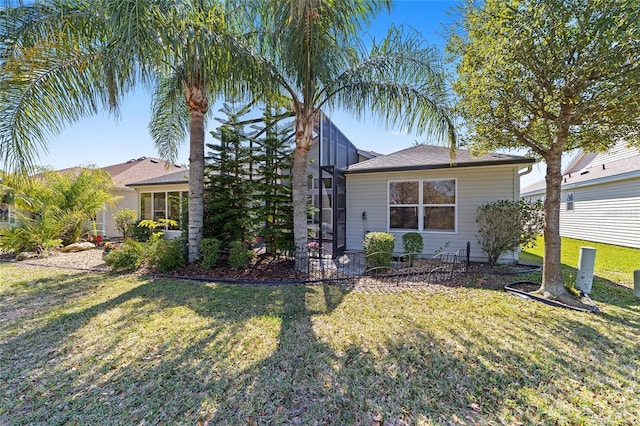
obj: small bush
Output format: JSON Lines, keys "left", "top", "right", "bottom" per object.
{"left": 363, "top": 232, "right": 395, "bottom": 271}
{"left": 113, "top": 209, "right": 137, "bottom": 239}
{"left": 228, "top": 240, "right": 254, "bottom": 268}
{"left": 129, "top": 220, "right": 151, "bottom": 242}
{"left": 104, "top": 240, "right": 145, "bottom": 271}
{"left": 200, "top": 238, "right": 222, "bottom": 269}
{"left": 148, "top": 238, "right": 185, "bottom": 272}
{"left": 402, "top": 232, "right": 423, "bottom": 265}
{"left": 476, "top": 199, "right": 544, "bottom": 266}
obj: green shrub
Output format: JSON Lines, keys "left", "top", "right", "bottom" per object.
{"left": 113, "top": 209, "right": 137, "bottom": 239}
{"left": 476, "top": 199, "right": 544, "bottom": 266}
{"left": 129, "top": 220, "right": 151, "bottom": 242}
{"left": 228, "top": 240, "right": 254, "bottom": 268}
{"left": 104, "top": 240, "right": 145, "bottom": 271}
{"left": 402, "top": 232, "right": 423, "bottom": 265}
{"left": 363, "top": 232, "right": 395, "bottom": 271}
{"left": 0, "top": 214, "right": 63, "bottom": 253}
{"left": 200, "top": 238, "right": 222, "bottom": 269}
{"left": 1, "top": 167, "right": 116, "bottom": 247}
{"left": 148, "top": 238, "right": 185, "bottom": 272}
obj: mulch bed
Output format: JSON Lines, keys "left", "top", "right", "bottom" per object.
{"left": 168, "top": 254, "right": 309, "bottom": 283}
{"left": 3, "top": 248, "right": 542, "bottom": 291}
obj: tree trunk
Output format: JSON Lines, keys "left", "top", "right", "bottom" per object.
{"left": 292, "top": 111, "right": 314, "bottom": 271}
{"left": 540, "top": 150, "right": 568, "bottom": 298}
{"left": 186, "top": 86, "right": 208, "bottom": 263}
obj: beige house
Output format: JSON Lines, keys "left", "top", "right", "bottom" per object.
{"left": 95, "top": 157, "right": 188, "bottom": 237}
{"left": 126, "top": 170, "right": 189, "bottom": 239}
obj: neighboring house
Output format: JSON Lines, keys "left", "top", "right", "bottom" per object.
{"left": 127, "top": 170, "right": 189, "bottom": 239}
{"left": 0, "top": 157, "right": 186, "bottom": 237}
{"left": 345, "top": 145, "right": 535, "bottom": 263}
{"left": 96, "top": 158, "right": 188, "bottom": 237}
{"left": 521, "top": 141, "right": 640, "bottom": 249}
{"left": 0, "top": 203, "right": 17, "bottom": 229}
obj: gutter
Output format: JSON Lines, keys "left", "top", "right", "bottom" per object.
{"left": 561, "top": 169, "right": 640, "bottom": 190}
{"left": 344, "top": 158, "right": 535, "bottom": 175}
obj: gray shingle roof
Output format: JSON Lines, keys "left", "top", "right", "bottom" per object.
{"left": 562, "top": 155, "right": 640, "bottom": 186}
{"left": 128, "top": 170, "right": 189, "bottom": 186}
{"left": 100, "top": 157, "right": 187, "bottom": 187}
{"left": 345, "top": 145, "right": 533, "bottom": 174}
{"left": 521, "top": 153, "right": 640, "bottom": 196}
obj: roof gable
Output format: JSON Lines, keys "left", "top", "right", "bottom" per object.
{"left": 521, "top": 142, "right": 640, "bottom": 196}
{"left": 101, "top": 157, "right": 187, "bottom": 187}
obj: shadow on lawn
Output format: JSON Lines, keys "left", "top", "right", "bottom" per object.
{"left": 2, "top": 268, "right": 640, "bottom": 424}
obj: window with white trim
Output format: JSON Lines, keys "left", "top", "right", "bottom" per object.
{"left": 389, "top": 179, "right": 456, "bottom": 232}
{"left": 566, "top": 192, "right": 574, "bottom": 211}
{"left": 140, "top": 191, "right": 188, "bottom": 229}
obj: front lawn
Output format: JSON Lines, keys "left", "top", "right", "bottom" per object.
{"left": 521, "top": 236, "right": 640, "bottom": 285}
{"left": 1, "top": 264, "right": 639, "bottom": 424}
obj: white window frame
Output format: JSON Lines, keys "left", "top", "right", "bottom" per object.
{"left": 140, "top": 191, "right": 188, "bottom": 228}
{"left": 566, "top": 192, "right": 574, "bottom": 211}
{"left": 387, "top": 178, "right": 457, "bottom": 233}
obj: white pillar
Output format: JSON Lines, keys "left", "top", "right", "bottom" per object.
{"left": 575, "top": 246, "right": 596, "bottom": 294}
{"left": 634, "top": 270, "right": 640, "bottom": 299}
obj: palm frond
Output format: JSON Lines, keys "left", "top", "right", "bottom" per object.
{"left": 149, "top": 73, "right": 189, "bottom": 165}
{"left": 0, "top": 0, "right": 134, "bottom": 174}
{"left": 319, "top": 25, "right": 456, "bottom": 146}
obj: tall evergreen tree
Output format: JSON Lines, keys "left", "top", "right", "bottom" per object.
{"left": 204, "top": 103, "right": 255, "bottom": 246}
{"left": 251, "top": 107, "right": 294, "bottom": 255}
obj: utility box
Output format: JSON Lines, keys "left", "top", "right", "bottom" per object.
{"left": 575, "top": 247, "right": 596, "bottom": 294}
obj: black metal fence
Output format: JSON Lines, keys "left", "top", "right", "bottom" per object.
{"left": 296, "top": 247, "right": 469, "bottom": 287}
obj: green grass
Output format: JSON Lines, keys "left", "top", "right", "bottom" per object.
{"left": 2, "top": 263, "right": 640, "bottom": 424}
{"left": 521, "top": 236, "right": 640, "bottom": 285}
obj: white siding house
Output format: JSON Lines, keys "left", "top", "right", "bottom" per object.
{"left": 521, "top": 141, "right": 640, "bottom": 249}
{"left": 345, "top": 145, "right": 535, "bottom": 263}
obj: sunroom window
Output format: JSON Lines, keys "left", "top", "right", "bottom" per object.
{"left": 140, "top": 191, "right": 188, "bottom": 229}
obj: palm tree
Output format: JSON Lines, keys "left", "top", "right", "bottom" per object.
{"left": 0, "top": 0, "right": 250, "bottom": 262}
{"left": 242, "top": 0, "right": 456, "bottom": 269}
{"left": 1, "top": 0, "right": 454, "bottom": 267}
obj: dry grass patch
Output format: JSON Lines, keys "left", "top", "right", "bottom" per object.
{"left": 1, "top": 263, "right": 639, "bottom": 424}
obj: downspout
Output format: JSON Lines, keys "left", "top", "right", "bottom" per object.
{"left": 514, "top": 165, "right": 533, "bottom": 262}
{"left": 102, "top": 203, "right": 107, "bottom": 237}
{"left": 517, "top": 165, "right": 533, "bottom": 198}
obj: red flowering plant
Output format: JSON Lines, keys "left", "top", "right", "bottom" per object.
{"left": 102, "top": 241, "right": 121, "bottom": 255}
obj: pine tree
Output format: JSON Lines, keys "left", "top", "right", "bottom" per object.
{"left": 251, "top": 107, "right": 294, "bottom": 255}
{"left": 203, "top": 103, "right": 255, "bottom": 247}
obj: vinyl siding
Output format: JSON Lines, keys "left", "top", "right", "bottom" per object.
{"left": 560, "top": 177, "right": 640, "bottom": 248}
{"left": 587, "top": 141, "right": 639, "bottom": 168}
{"left": 346, "top": 165, "right": 522, "bottom": 263}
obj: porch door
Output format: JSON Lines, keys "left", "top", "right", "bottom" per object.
{"left": 334, "top": 171, "right": 346, "bottom": 254}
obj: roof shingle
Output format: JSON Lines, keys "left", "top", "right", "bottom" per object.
{"left": 345, "top": 145, "right": 533, "bottom": 174}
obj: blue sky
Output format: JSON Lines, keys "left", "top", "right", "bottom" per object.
{"left": 37, "top": 0, "right": 549, "bottom": 187}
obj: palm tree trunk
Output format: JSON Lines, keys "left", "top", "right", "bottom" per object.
{"left": 292, "top": 111, "right": 314, "bottom": 271}
{"left": 186, "top": 87, "right": 207, "bottom": 263}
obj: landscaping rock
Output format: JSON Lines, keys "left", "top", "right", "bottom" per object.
{"left": 61, "top": 242, "right": 95, "bottom": 253}
{"left": 16, "top": 251, "right": 38, "bottom": 261}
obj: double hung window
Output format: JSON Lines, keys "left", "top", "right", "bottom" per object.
{"left": 389, "top": 179, "right": 456, "bottom": 232}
